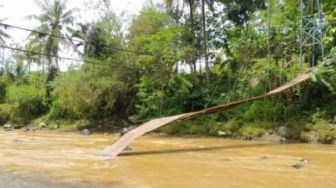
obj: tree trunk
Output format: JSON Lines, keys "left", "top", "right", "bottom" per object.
{"left": 54, "top": 46, "right": 59, "bottom": 70}
{"left": 189, "top": 0, "right": 197, "bottom": 74}
{"left": 268, "top": 0, "right": 272, "bottom": 66}
{"left": 201, "top": 0, "right": 209, "bottom": 82}
{"left": 243, "top": 22, "right": 250, "bottom": 67}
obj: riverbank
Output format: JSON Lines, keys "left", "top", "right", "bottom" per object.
{"left": 2, "top": 118, "right": 336, "bottom": 145}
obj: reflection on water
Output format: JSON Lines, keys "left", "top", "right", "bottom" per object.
{"left": 0, "top": 130, "right": 335, "bottom": 188}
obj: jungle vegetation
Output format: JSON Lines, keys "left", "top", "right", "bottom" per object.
{"left": 0, "top": 0, "right": 335, "bottom": 143}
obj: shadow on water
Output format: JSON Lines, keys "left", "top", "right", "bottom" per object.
{"left": 119, "top": 143, "right": 287, "bottom": 157}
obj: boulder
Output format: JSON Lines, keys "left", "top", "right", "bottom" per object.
{"left": 304, "top": 131, "right": 318, "bottom": 143}
{"left": 3, "top": 124, "right": 12, "bottom": 131}
{"left": 260, "top": 134, "right": 284, "bottom": 143}
{"left": 51, "top": 124, "right": 59, "bottom": 129}
{"left": 39, "top": 122, "right": 47, "bottom": 128}
{"left": 4, "top": 124, "right": 11, "bottom": 129}
{"left": 122, "top": 127, "right": 129, "bottom": 133}
{"left": 128, "top": 115, "right": 140, "bottom": 124}
{"left": 218, "top": 130, "right": 227, "bottom": 137}
{"left": 277, "top": 126, "right": 288, "bottom": 137}
{"left": 80, "top": 129, "right": 91, "bottom": 136}
{"left": 330, "top": 124, "right": 336, "bottom": 129}
{"left": 121, "top": 126, "right": 136, "bottom": 136}
{"left": 244, "top": 135, "right": 255, "bottom": 140}
{"left": 279, "top": 137, "right": 287, "bottom": 143}
{"left": 23, "top": 127, "right": 33, "bottom": 132}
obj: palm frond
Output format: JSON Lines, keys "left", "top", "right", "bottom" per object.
{"left": 33, "top": 0, "right": 50, "bottom": 12}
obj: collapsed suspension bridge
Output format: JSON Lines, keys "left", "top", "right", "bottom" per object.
{"left": 99, "top": 68, "right": 313, "bottom": 158}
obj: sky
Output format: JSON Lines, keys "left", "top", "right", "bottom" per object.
{"left": 0, "top": 0, "right": 156, "bottom": 42}
{"left": 0, "top": 0, "right": 159, "bottom": 71}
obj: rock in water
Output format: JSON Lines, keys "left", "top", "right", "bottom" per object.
{"left": 221, "top": 158, "right": 232, "bottom": 162}
{"left": 300, "top": 159, "right": 309, "bottom": 164}
{"left": 12, "top": 138, "right": 23, "bottom": 143}
{"left": 292, "top": 164, "right": 304, "bottom": 169}
{"left": 80, "top": 129, "right": 91, "bottom": 136}
{"left": 123, "top": 146, "right": 133, "bottom": 151}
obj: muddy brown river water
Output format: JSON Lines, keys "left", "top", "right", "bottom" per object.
{"left": 0, "top": 130, "right": 335, "bottom": 188}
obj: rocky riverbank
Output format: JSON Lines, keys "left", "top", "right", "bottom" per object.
{"left": 2, "top": 120, "right": 336, "bottom": 145}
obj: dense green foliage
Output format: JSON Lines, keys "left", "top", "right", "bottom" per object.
{"left": 0, "top": 0, "right": 335, "bottom": 143}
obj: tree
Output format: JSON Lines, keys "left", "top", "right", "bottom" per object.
{"left": 165, "top": 0, "right": 214, "bottom": 76}
{"left": 323, "top": 0, "right": 336, "bottom": 55}
{"left": 164, "top": 0, "right": 198, "bottom": 73}
{"left": 24, "top": 39, "right": 44, "bottom": 72}
{"left": 27, "top": 0, "right": 77, "bottom": 101}
{"left": 28, "top": 0, "right": 77, "bottom": 70}
{"left": 201, "top": 0, "right": 214, "bottom": 82}
{"left": 216, "top": 0, "right": 266, "bottom": 64}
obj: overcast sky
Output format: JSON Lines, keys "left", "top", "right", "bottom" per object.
{"left": 0, "top": 0, "right": 158, "bottom": 43}
{"left": 0, "top": 0, "right": 160, "bottom": 71}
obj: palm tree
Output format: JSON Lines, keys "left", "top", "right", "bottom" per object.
{"left": 25, "top": 39, "right": 43, "bottom": 72}
{"left": 28, "top": 0, "right": 76, "bottom": 70}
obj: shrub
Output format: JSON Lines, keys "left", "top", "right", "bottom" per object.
{"left": 281, "top": 119, "right": 310, "bottom": 139}
{"left": 160, "top": 122, "right": 188, "bottom": 135}
{"left": 243, "top": 100, "right": 282, "bottom": 121}
{"left": 188, "top": 124, "right": 209, "bottom": 135}
{"left": 239, "top": 124, "right": 267, "bottom": 137}
{"left": 6, "top": 85, "right": 47, "bottom": 124}
{"left": 47, "top": 102, "right": 80, "bottom": 120}
{"left": 0, "top": 104, "right": 11, "bottom": 125}
{"left": 314, "top": 120, "right": 336, "bottom": 144}
{"left": 208, "top": 123, "right": 224, "bottom": 136}
{"left": 0, "top": 80, "right": 6, "bottom": 103}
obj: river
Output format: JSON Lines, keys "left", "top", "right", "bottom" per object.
{"left": 0, "top": 130, "right": 335, "bottom": 188}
